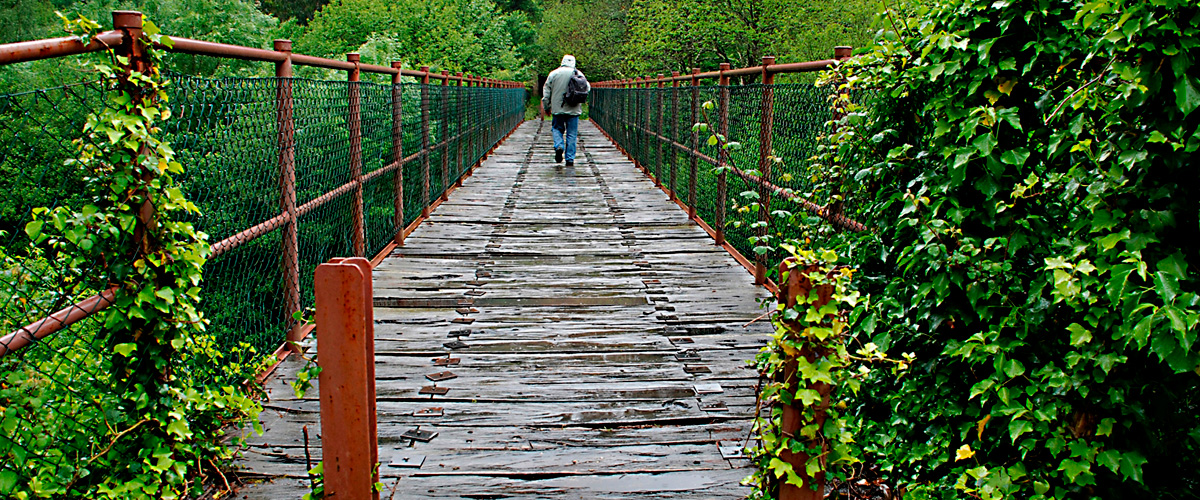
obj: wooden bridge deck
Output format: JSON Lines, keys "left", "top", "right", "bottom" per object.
{"left": 235, "top": 120, "right": 774, "bottom": 499}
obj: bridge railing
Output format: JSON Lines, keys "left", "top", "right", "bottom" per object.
{"left": 0, "top": 10, "right": 524, "bottom": 491}
{"left": 589, "top": 49, "right": 866, "bottom": 288}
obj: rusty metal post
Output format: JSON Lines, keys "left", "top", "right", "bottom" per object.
{"left": 315, "top": 257, "right": 379, "bottom": 500}
{"left": 390, "top": 61, "right": 406, "bottom": 245}
{"left": 631, "top": 78, "right": 641, "bottom": 173}
{"left": 669, "top": 71, "right": 680, "bottom": 202}
{"left": 631, "top": 78, "right": 639, "bottom": 167}
{"left": 715, "top": 63, "right": 731, "bottom": 247}
{"left": 464, "top": 74, "right": 474, "bottom": 168}
{"left": 775, "top": 258, "right": 836, "bottom": 500}
{"left": 347, "top": 53, "right": 366, "bottom": 257}
{"left": 688, "top": 68, "right": 700, "bottom": 219}
{"left": 643, "top": 77, "right": 652, "bottom": 177}
{"left": 455, "top": 71, "right": 465, "bottom": 186}
{"left": 439, "top": 70, "right": 451, "bottom": 201}
{"left": 113, "top": 11, "right": 147, "bottom": 71}
{"left": 655, "top": 74, "right": 665, "bottom": 189}
{"left": 420, "top": 66, "right": 432, "bottom": 217}
{"left": 274, "top": 40, "right": 302, "bottom": 349}
{"left": 485, "top": 78, "right": 494, "bottom": 156}
{"left": 619, "top": 78, "right": 627, "bottom": 151}
{"left": 754, "top": 56, "right": 776, "bottom": 285}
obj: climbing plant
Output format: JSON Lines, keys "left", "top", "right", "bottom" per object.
{"left": 691, "top": 72, "right": 903, "bottom": 497}
{"left": 2, "top": 13, "right": 264, "bottom": 498}
{"left": 827, "top": 0, "right": 1200, "bottom": 497}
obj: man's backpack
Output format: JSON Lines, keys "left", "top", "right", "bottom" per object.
{"left": 561, "top": 69, "right": 589, "bottom": 106}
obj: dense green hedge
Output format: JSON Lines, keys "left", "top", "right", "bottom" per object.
{"left": 832, "top": 0, "right": 1200, "bottom": 497}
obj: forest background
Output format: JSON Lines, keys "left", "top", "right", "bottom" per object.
{"left": 0, "top": 0, "right": 878, "bottom": 92}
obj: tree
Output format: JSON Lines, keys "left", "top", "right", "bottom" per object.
{"left": 536, "top": 0, "right": 630, "bottom": 81}
{"left": 619, "top": 0, "right": 876, "bottom": 78}
{"left": 298, "top": 0, "right": 526, "bottom": 78}
{"left": 259, "top": 0, "right": 329, "bottom": 25}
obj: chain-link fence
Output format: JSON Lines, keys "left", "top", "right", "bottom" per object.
{"left": 0, "top": 77, "right": 123, "bottom": 493}
{"left": 591, "top": 81, "right": 865, "bottom": 282}
{"left": 1, "top": 54, "right": 524, "bottom": 491}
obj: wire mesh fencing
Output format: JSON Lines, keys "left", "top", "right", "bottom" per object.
{"left": 0, "top": 78, "right": 123, "bottom": 492}
{"left": 0, "top": 69, "right": 525, "bottom": 490}
{"left": 590, "top": 81, "right": 866, "bottom": 282}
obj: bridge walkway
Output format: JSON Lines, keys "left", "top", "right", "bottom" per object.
{"left": 235, "top": 119, "right": 773, "bottom": 498}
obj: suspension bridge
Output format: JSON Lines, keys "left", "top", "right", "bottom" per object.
{"left": 1, "top": 11, "right": 857, "bottom": 499}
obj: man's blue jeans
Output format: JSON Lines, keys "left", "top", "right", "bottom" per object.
{"left": 551, "top": 114, "right": 580, "bottom": 162}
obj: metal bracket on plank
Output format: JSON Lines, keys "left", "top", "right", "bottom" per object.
{"left": 389, "top": 454, "right": 426, "bottom": 468}
{"left": 433, "top": 357, "right": 460, "bottom": 366}
{"left": 675, "top": 349, "right": 701, "bottom": 362}
{"left": 719, "top": 442, "right": 748, "bottom": 460}
{"left": 694, "top": 382, "right": 724, "bottom": 394}
{"left": 414, "top": 407, "right": 444, "bottom": 417}
{"left": 444, "top": 340, "right": 470, "bottom": 349}
{"left": 425, "top": 371, "right": 457, "bottom": 382}
{"left": 419, "top": 386, "right": 450, "bottom": 396}
{"left": 401, "top": 427, "right": 438, "bottom": 443}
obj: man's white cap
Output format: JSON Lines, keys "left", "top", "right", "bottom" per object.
{"left": 561, "top": 55, "right": 576, "bottom": 68}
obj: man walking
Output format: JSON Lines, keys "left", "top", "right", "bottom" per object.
{"left": 542, "top": 55, "right": 589, "bottom": 166}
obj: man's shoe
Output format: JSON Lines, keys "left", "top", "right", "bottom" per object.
{"left": 555, "top": 148, "right": 563, "bottom": 163}
{"left": 565, "top": 160, "right": 574, "bottom": 167}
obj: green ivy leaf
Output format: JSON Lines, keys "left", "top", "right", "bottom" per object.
{"left": 1119, "top": 452, "right": 1148, "bottom": 483}
{"left": 1059, "top": 458, "right": 1091, "bottom": 484}
{"left": 24, "top": 220, "right": 44, "bottom": 240}
{"left": 166, "top": 418, "right": 193, "bottom": 439}
{"left": 1150, "top": 330, "right": 1177, "bottom": 362}
{"left": 1174, "top": 75, "right": 1200, "bottom": 116}
{"left": 1067, "top": 323, "right": 1092, "bottom": 345}
{"left": 1156, "top": 252, "right": 1188, "bottom": 279}
{"left": 1009, "top": 419, "right": 1032, "bottom": 444}
{"left": 114, "top": 343, "right": 137, "bottom": 357}
{"left": 0, "top": 470, "right": 16, "bottom": 493}
{"left": 1154, "top": 271, "right": 1180, "bottom": 303}
{"left": 1097, "top": 449, "right": 1121, "bottom": 474}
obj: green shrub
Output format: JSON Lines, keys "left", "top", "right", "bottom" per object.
{"left": 835, "top": 0, "right": 1200, "bottom": 497}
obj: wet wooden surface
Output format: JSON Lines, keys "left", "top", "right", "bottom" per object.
{"left": 233, "top": 120, "right": 774, "bottom": 498}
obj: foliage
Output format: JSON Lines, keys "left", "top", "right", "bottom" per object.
{"left": 686, "top": 78, "right": 900, "bottom": 497}
{"left": 132, "top": 0, "right": 281, "bottom": 77}
{"left": 1, "top": 14, "right": 264, "bottom": 498}
{"left": 260, "top": 0, "right": 330, "bottom": 25}
{"left": 620, "top": 0, "right": 876, "bottom": 78}
{"left": 536, "top": 0, "right": 631, "bottom": 81}
{"left": 1, "top": 0, "right": 280, "bottom": 83}
{"left": 743, "top": 249, "right": 909, "bottom": 497}
{"left": 297, "top": 0, "right": 528, "bottom": 79}
{"left": 825, "top": 0, "right": 1200, "bottom": 497}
